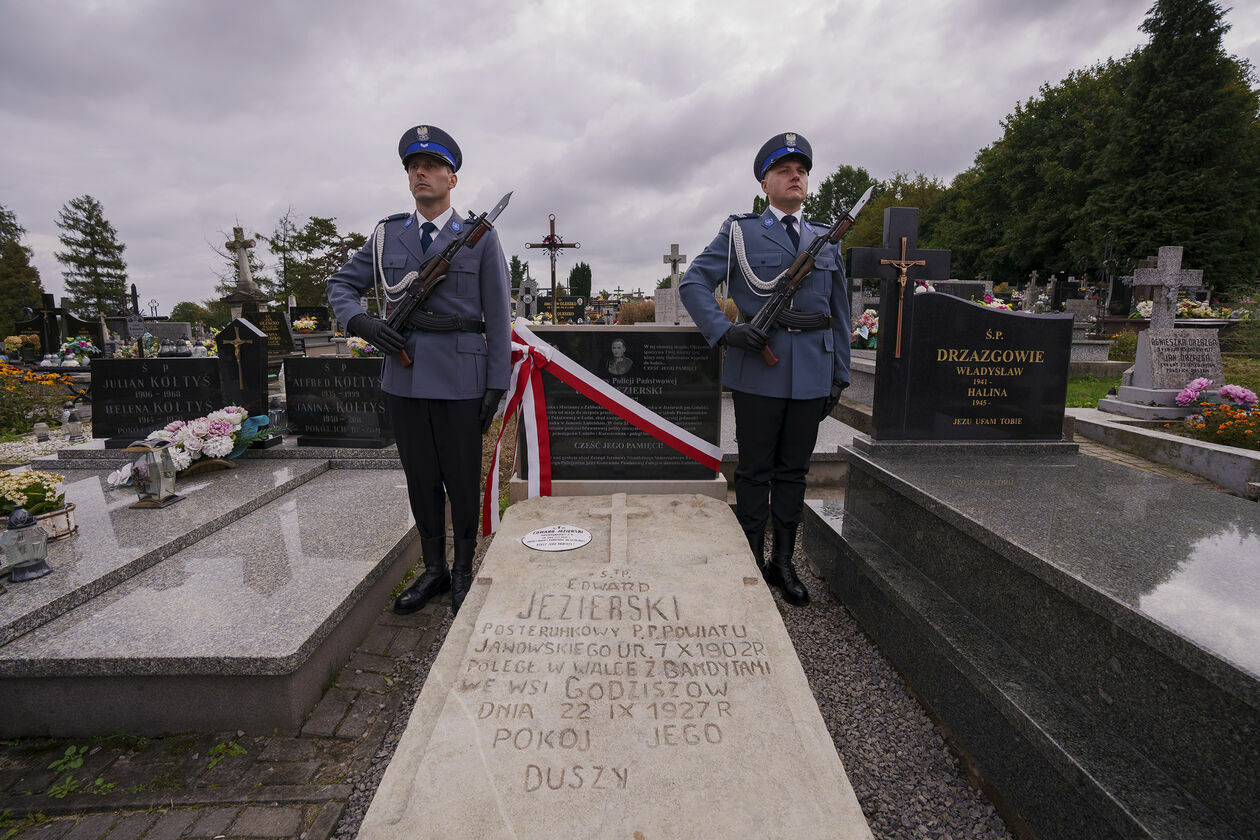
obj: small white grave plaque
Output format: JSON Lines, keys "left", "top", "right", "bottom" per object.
{"left": 521, "top": 524, "right": 592, "bottom": 552}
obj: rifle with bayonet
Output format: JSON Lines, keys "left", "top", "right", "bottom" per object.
{"left": 386, "top": 190, "right": 513, "bottom": 367}
{"left": 748, "top": 185, "right": 873, "bottom": 366}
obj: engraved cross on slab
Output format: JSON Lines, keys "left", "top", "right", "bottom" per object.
{"left": 847, "top": 208, "right": 950, "bottom": 359}
{"left": 1130, "top": 245, "right": 1204, "bottom": 332}
{"left": 590, "top": 493, "right": 650, "bottom": 566}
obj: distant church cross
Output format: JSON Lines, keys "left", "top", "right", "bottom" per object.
{"left": 591, "top": 493, "right": 650, "bottom": 566}
{"left": 1130, "top": 246, "right": 1204, "bottom": 332}
{"left": 220, "top": 326, "right": 253, "bottom": 389}
{"left": 525, "top": 214, "right": 580, "bottom": 321}
{"left": 225, "top": 227, "right": 260, "bottom": 294}
{"left": 663, "top": 244, "right": 687, "bottom": 279}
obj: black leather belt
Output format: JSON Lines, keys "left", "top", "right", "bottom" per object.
{"left": 406, "top": 310, "right": 486, "bottom": 333}
{"left": 741, "top": 310, "right": 832, "bottom": 332}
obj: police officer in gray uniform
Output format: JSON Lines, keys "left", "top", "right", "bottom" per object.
{"left": 679, "top": 131, "right": 849, "bottom": 607}
{"left": 327, "top": 124, "right": 509, "bottom": 616}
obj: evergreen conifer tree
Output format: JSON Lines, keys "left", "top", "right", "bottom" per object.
{"left": 0, "top": 204, "right": 45, "bottom": 338}
{"left": 54, "top": 195, "right": 128, "bottom": 317}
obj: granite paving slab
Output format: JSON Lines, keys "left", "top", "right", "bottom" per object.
{"left": 844, "top": 449, "right": 1259, "bottom": 701}
{"left": 0, "top": 467, "right": 413, "bottom": 677}
{"left": 0, "top": 460, "right": 328, "bottom": 646}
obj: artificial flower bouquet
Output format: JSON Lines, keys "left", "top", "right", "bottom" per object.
{"left": 107, "top": 406, "right": 271, "bottom": 487}
{"left": 1173, "top": 378, "right": 1259, "bottom": 451}
{"left": 58, "top": 336, "right": 100, "bottom": 359}
{"left": 292, "top": 316, "right": 319, "bottom": 331}
{"left": 345, "top": 336, "right": 384, "bottom": 358}
{"left": 851, "top": 309, "right": 878, "bottom": 349}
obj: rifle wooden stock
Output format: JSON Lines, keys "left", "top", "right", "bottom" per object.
{"left": 760, "top": 345, "right": 779, "bottom": 367}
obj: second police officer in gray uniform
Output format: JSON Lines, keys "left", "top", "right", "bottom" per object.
{"left": 327, "top": 125, "right": 509, "bottom": 617}
{"left": 680, "top": 132, "right": 849, "bottom": 607}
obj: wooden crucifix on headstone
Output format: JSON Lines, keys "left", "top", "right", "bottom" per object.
{"left": 847, "top": 208, "right": 950, "bottom": 359}
{"left": 525, "top": 214, "right": 580, "bottom": 321}
{"left": 1129, "top": 246, "right": 1204, "bottom": 332}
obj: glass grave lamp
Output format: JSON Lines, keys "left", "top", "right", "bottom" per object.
{"left": 121, "top": 439, "right": 184, "bottom": 509}
{"left": 2, "top": 508, "right": 52, "bottom": 582}
{"left": 61, "top": 401, "right": 86, "bottom": 444}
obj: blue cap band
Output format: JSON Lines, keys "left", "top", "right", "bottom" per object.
{"left": 759, "top": 147, "right": 808, "bottom": 178}
{"left": 402, "top": 141, "right": 456, "bottom": 168}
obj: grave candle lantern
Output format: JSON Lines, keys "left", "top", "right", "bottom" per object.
{"left": 2, "top": 508, "right": 52, "bottom": 582}
{"left": 122, "top": 439, "right": 184, "bottom": 509}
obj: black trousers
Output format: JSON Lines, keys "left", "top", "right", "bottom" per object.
{"left": 731, "top": 390, "right": 825, "bottom": 535}
{"left": 386, "top": 394, "right": 482, "bottom": 541}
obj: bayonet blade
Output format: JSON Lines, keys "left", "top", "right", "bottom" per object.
{"left": 485, "top": 191, "right": 513, "bottom": 225}
{"left": 846, "top": 185, "right": 875, "bottom": 221}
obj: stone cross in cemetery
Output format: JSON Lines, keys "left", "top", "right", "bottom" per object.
{"left": 663, "top": 243, "right": 687, "bottom": 278}
{"left": 1022, "top": 272, "right": 1042, "bottom": 312}
{"left": 1132, "top": 245, "right": 1204, "bottom": 332}
{"left": 225, "top": 227, "right": 260, "bottom": 294}
{"left": 355, "top": 494, "right": 873, "bottom": 838}
{"left": 515, "top": 271, "right": 540, "bottom": 320}
{"left": 847, "top": 208, "right": 950, "bottom": 359}
{"left": 525, "top": 214, "right": 580, "bottom": 322}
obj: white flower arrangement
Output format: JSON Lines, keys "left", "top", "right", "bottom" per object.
{"left": 107, "top": 406, "right": 269, "bottom": 488}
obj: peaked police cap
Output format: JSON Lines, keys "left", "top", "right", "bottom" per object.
{"left": 754, "top": 132, "right": 813, "bottom": 180}
{"left": 398, "top": 124, "right": 462, "bottom": 172}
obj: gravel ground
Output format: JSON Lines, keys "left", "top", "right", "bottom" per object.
{"left": 331, "top": 533, "right": 1014, "bottom": 840}
{"left": 0, "top": 424, "right": 91, "bottom": 467}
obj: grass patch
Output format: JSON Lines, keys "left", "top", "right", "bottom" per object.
{"left": 1066, "top": 376, "right": 1121, "bottom": 408}
{"left": 1223, "top": 355, "right": 1260, "bottom": 395}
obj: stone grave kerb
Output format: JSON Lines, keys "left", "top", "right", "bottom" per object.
{"left": 1131, "top": 246, "right": 1204, "bottom": 332}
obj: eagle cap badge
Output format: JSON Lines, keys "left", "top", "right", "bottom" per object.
{"left": 416, "top": 126, "right": 430, "bottom": 142}
{"left": 785, "top": 133, "right": 797, "bottom": 147}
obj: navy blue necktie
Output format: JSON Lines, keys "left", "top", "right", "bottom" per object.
{"left": 783, "top": 215, "right": 800, "bottom": 250}
{"left": 420, "top": 221, "right": 437, "bottom": 253}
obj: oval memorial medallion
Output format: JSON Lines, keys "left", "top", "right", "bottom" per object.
{"left": 521, "top": 524, "right": 592, "bottom": 552}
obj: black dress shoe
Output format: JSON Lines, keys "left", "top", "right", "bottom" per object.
{"left": 450, "top": 538, "right": 477, "bottom": 616}
{"left": 764, "top": 557, "right": 810, "bottom": 606}
{"left": 394, "top": 567, "right": 451, "bottom": 614}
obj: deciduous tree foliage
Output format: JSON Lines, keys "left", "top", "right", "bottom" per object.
{"left": 0, "top": 204, "right": 45, "bottom": 339}
{"left": 1083, "top": 0, "right": 1260, "bottom": 296}
{"left": 54, "top": 195, "right": 128, "bottom": 318}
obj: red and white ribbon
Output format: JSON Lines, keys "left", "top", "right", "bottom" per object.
{"left": 481, "top": 318, "right": 723, "bottom": 535}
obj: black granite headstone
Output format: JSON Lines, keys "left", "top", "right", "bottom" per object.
{"left": 284, "top": 357, "right": 392, "bottom": 447}
{"left": 244, "top": 311, "right": 296, "bottom": 356}
{"left": 538, "top": 296, "right": 589, "bottom": 323}
{"left": 289, "top": 306, "right": 332, "bottom": 332}
{"left": 90, "top": 358, "right": 222, "bottom": 447}
{"left": 62, "top": 310, "right": 104, "bottom": 354}
{"left": 519, "top": 327, "right": 720, "bottom": 480}
{"left": 13, "top": 294, "right": 60, "bottom": 357}
{"left": 215, "top": 319, "right": 269, "bottom": 416}
{"left": 871, "top": 293, "right": 1073, "bottom": 440}
{"left": 932, "top": 281, "right": 986, "bottom": 302}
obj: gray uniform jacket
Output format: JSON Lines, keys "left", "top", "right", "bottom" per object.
{"left": 679, "top": 208, "right": 850, "bottom": 400}
{"left": 327, "top": 210, "right": 510, "bottom": 400}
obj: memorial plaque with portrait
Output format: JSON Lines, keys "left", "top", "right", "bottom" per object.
{"left": 521, "top": 326, "right": 720, "bottom": 480}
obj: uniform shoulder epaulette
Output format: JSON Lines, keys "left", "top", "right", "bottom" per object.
{"left": 378, "top": 212, "right": 411, "bottom": 226}
{"left": 728, "top": 212, "right": 759, "bottom": 221}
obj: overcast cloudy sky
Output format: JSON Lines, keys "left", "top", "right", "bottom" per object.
{"left": 3, "top": 0, "right": 1258, "bottom": 315}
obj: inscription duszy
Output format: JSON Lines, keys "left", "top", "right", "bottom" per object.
{"left": 873, "top": 292, "right": 1072, "bottom": 440}
{"left": 461, "top": 570, "right": 771, "bottom": 794}
{"left": 1145, "top": 329, "right": 1223, "bottom": 390}
{"left": 522, "top": 327, "right": 720, "bottom": 480}
{"left": 284, "top": 357, "right": 392, "bottom": 447}
{"left": 90, "top": 358, "right": 222, "bottom": 443}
